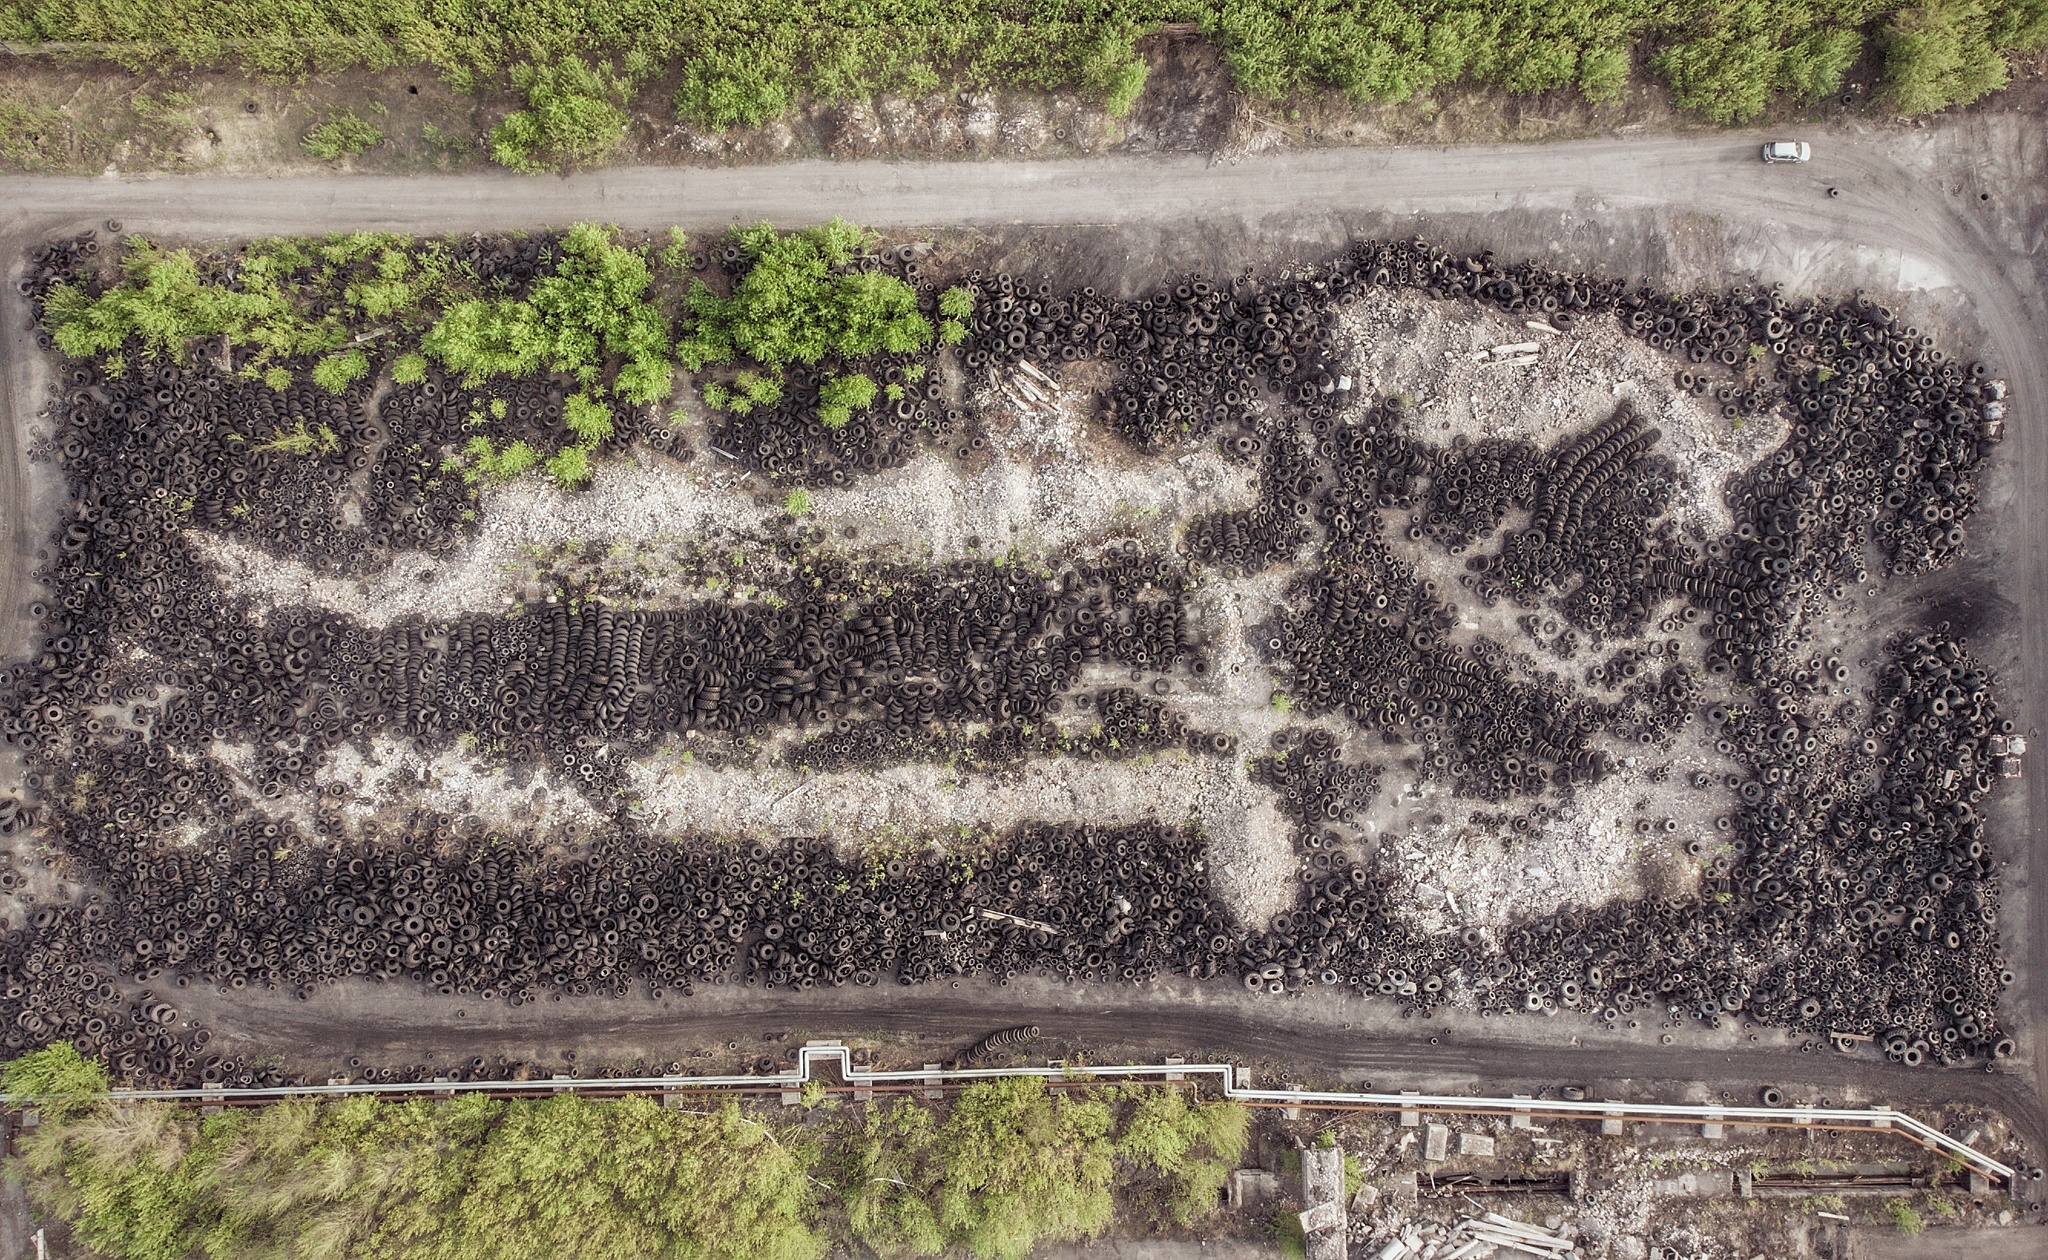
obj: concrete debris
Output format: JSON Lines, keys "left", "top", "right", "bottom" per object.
{"left": 1228, "top": 1167, "right": 1280, "bottom": 1209}
{"left": 1371, "top": 1212, "right": 1577, "bottom": 1260}
{"left": 1425, "top": 1122, "right": 1451, "bottom": 1161}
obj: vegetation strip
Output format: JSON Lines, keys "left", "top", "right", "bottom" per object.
{"left": 1, "top": 0, "right": 2044, "bottom": 160}
{"left": 6, "top": 1043, "right": 2014, "bottom": 1180}
{"left": 4, "top": 1043, "right": 1250, "bottom": 1260}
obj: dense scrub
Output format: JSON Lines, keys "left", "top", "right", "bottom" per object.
{"left": 2, "top": 0, "right": 2044, "bottom": 152}
{"left": 4, "top": 1044, "right": 1248, "bottom": 1260}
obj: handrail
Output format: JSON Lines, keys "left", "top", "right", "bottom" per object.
{"left": 5, "top": 1043, "right": 2014, "bottom": 1184}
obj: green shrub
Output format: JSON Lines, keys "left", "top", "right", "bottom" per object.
{"left": 465, "top": 436, "right": 541, "bottom": 483}
{"left": 6, "top": 0, "right": 2047, "bottom": 134}
{"left": 563, "top": 392, "right": 615, "bottom": 443}
{"left": 301, "top": 108, "right": 383, "bottom": 160}
{"left": 785, "top": 487, "right": 813, "bottom": 515}
{"left": 256, "top": 420, "right": 340, "bottom": 456}
{"left": 1, "top": 1043, "right": 107, "bottom": 1112}
{"left": 0, "top": 95, "right": 66, "bottom": 167}
{"left": 938, "top": 285, "right": 976, "bottom": 320}
{"left": 1880, "top": 0, "right": 2010, "bottom": 111}
{"left": 545, "top": 443, "right": 593, "bottom": 488}
{"left": 1884, "top": 1197, "right": 1926, "bottom": 1235}
{"left": 423, "top": 222, "right": 671, "bottom": 402}
{"left": 678, "top": 219, "right": 930, "bottom": 370}
{"left": 677, "top": 39, "right": 796, "bottom": 128}
{"left": 393, "top": 351, "right": 429, "bottom": 384}
{"left": 492, "top": 56, "right": 632, "bottom": 173}
{"left": 818, "top": 371, "right": 877, "bottom": 429}
{"left": 310, "top": 347, "right": 369, "bottom": 393}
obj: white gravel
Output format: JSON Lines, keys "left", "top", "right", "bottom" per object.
{"left": 208, "top": 736, "right": 604, "bottom": 835}
{"left": 1340, "top": 292, "right": 1788, "bottom": 538}
{"left": 806, "top": 364, "right": 1254, "bottom": 562}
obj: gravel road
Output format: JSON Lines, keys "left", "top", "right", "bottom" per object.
{"left": 2, "top": 117, "right": 2043, "bottom": 1151}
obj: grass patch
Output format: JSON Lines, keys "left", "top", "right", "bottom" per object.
{"left": 301, "top": 108, "right": 383, "bottom": 160}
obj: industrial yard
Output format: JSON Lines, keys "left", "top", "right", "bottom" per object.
{"left": 0, "top": 97, "right": 2043, "bottom": 1260}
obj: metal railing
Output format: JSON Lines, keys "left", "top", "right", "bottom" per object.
{"left": 7, "top": 1042, "right": 2014, "bottom": 1184}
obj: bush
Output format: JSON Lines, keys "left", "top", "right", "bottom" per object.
{"left": 301, "top": 108, "right": 382, "bottom": 160}
{"left": 844, "top": 1079, "right": 1115, "bottom": 1260}
{"left": 818, "top": 371, "right": 877, "bottom": 429}
{"left": 1880, "top": 0, "right": 2010, "bottom": 112}
{"left": 492, "top": 56, "right": 632, "bottom": 173}
{"left": 392, "top": 351, "right": 429, "bottom": 384}
{"left": 310, "top": 347, "right": 369, "bottom": 393}
{"left": 423, "top": 222, "right": 671, "bottom": 402}
{"left": 563, "top": 392, "right": 615, "bottom": 443}
{"left": 545, "top": 444, "right": 593, "bottom": 488}
{"left": 677, "top": 39, "right": 796, "bottom": 128}
{"left": 679, "top": 219, "right": 930, "bottom": 370}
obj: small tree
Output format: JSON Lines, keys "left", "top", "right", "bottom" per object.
{"left": 1880, "top": 0, "right": 2011, "bottom": 113}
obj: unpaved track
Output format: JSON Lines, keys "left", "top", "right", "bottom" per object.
{"left": 2, "top": 120, "right": 2044, "bottom": 1150}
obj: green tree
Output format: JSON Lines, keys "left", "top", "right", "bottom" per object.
{"left": 1880, "top": 0, "right": 2011, "bottom": 111}
{"left": 1114, "top": 1091, "right": 1249, "bottom": 1225}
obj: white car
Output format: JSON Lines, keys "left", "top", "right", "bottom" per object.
{"left": 1761, "top": 140, "right": 1810, "bottom": 163}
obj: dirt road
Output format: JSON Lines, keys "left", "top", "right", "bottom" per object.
{"left": 3, "top": 118, "right": 2043, "bottom": 1148}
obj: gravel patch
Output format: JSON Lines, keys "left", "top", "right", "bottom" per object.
{"left": 1340, "top": 292, "right": 1788, "bottom": 538}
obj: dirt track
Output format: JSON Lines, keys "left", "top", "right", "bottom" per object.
{"left": 2, "top": 119, "right": 2043, "bottom": 1150}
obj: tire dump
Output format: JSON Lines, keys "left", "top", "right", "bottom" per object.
{"left": 0, "top": 226, "right": 2015, "bottom": 1088}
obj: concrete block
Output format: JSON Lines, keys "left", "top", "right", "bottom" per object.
{"left": 1601, "top": 1112, "right": 1624, "bottom": 1135}
{"left": 1399, "top": 1089, "right": 1421, "bottom": 1127}
{"left": 1424, "top": 1123, "right": 1450, "bottom": 1161}
{"left": 1228, "top": 1168, "right": 1280, "bottom": 1210}
{"left": 1651, "top": 1169, "right": 1735, "bottom": 1198}
{"left": 1511, "top": 1094, "right": 1534, "bottom": 1129}
{"left": 1388, "top": 1170, "right": 1419, "bottom": 1202}
{"left": 922, "top": 1064, "right": 943, "bottom": 1100}
{"left": 1303, "top": 1146, "right": 1347, "bottom": 1206}
{"left": 1298, "top": 1200, "right": 1343, "bottom": 1234}
{"left": 1458, "top": 1132, "right": 1496, "bottom": 1157}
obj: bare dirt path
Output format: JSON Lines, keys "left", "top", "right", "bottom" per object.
{"left": 3, "top": 119, "right": 2043, "bottom": 1148}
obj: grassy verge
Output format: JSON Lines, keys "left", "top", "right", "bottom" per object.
{"left": 2, "top": 2, "right": 2045, "bottom": 175}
